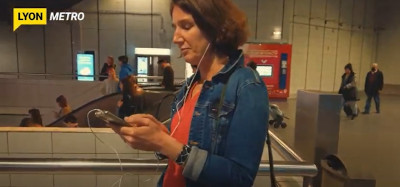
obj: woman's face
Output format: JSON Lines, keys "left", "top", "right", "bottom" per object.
{"left": 107, "top": 57, "right": 113, "bottom": 65}
{"left": 172, "top": 5, "right": 210, "bottom": 65}
{"left": 345, "top": 68, "right": 351, "bottom": 74}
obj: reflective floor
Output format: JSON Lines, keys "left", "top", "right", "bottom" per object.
{"left": 271, "top": 93, "right": 400, "bottom": 187}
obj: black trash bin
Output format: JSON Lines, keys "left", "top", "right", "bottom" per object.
{"left": 321, "top": 154, "right": 375, "bottom": 187}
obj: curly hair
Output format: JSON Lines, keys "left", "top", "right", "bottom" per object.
{"left": 170, "top": 0, "right": 249, "bottom": 56}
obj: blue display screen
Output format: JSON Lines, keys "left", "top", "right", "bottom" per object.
{"left": 77, "top": 54, "right": 95, "bottom": 81}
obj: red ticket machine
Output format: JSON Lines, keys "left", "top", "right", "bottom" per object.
{"left": 242, "top": 43, "right": 292, "bottom": 99}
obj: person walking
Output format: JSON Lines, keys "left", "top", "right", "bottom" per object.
{"left": 362, "top": 63, "right": 384, "bottom": 114}
{"left": 338, "top": 63, "right": 358, "bottom": 119}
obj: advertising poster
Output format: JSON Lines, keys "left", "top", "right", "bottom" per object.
{"left": 77, "top": 54, "right": 95, "bottom": 81}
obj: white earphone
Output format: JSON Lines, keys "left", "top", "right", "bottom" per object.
{"left": 170, "top": 43, "right": 211, "bottom": 136}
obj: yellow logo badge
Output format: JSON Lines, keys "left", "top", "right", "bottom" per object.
{"left": 13, "top": 8, "right": 47, "bottom": 31}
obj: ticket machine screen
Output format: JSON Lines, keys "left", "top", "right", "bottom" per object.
{"left": 256, "top": 65, "right": 273, "bottom": 77}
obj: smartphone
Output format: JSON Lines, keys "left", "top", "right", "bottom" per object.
{"left": 94, "top": 110, "right": 131, "bottom": 127}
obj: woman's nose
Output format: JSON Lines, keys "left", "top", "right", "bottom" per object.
{"left": 173, "top": 30, "right": 184, "bottom": 44}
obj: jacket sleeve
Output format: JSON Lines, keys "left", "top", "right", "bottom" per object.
{"left": 379, "top": 71, "right": 384, "bottom": 90}
{"left": 182, "top": 81, "right": 269, "bottom": 186}
{"left": 364, "top": 73, "right": 369, "bottom": 93}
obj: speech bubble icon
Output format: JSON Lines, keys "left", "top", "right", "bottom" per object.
{"left": 13, "top": 8, "right": 47, "bottom": 31}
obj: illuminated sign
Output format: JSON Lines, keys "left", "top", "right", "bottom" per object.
{"left": 77, "top": 54, "right": 95, "bottom": 81}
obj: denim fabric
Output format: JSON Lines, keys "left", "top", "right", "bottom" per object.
{"left": 364, "top": 93, "right": 380, "bottom": 113}
{"left": 158, "top": 50, "right": 269, "bottom": 187}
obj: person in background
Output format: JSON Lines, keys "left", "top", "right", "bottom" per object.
{"left": 63, "top": 114, "right": 78, "bottom": 128}
{"left": 118, "top": 55, "right": 133, "bottom": 81}
{"left": 19, "top": 118, "right": 41, "bottom": 127}
{"left": 362, "top": 63, "right": 384, "bottom": 114}
{"left": 247, "top": 61, "right": 257, "bottom": 71}
{"left": 28, "top": 108, "right": 43, "bottom": 126}
{"left": 54, "top": 95, "right": 71, "bottom": 118}
{"left": 338, "top": 63, "right": 358, "bottom": 120}
{"left": 117, "top": 75, "right": 144, "bottom": 118}
{"left": 100, "top": 56, "right": 116, "bottom": 81}
{"left": 108, "top": 0, "right": 269, "bottom": 186}
{"left": 158, "top": 59, "right": 175, "bottom": 91}
{"left": 101, "top": 68, "right": 119, "bottom": 95}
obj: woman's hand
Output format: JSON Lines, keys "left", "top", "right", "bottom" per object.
{"left": 117, "top": 100, "right": 123, "bottom": 107}
{"left": 108, "top": 114, "right": 183, "bottom": 159}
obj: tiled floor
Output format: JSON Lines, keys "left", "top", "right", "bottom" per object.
{"left": 270, "top": 93, "right": 400, "bottom": 187}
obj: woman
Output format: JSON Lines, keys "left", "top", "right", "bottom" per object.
{"left": 100, "top": 56, "right": 116, "bottom": 81}
{"left": 101, "top": 68, "right": 119, "bottom": 95}
{"left": 117, "top": 75, "right": 144, "bottom": 118}
{"left": 109, "top": 0, "right": 269, "bottom": 186}
{"left": 54, "top": 95, "right": 71, "bottom": 118}
{"left": 28, "top": 108, "right": 43, "bottom": 127}
{"left": 339, "top": 63, "right": 359, "bottom": 119}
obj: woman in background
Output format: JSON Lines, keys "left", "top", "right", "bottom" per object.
{"left": 101, "top": 68, "right": 119, "bottom": 95}
{"left": 100, "top": 56, "right": 116, "bottom": 81}
{"left": 117, "top": 75, "right": 144, "bottom": 118}
{"left": 54, "top": 95, "right": 71, "bottom": 118}
{"left": 28, "top": 108, "right": 43, "bottom": 127}
{"left": 339, "top": 63, "right": 359, "bottom": 120}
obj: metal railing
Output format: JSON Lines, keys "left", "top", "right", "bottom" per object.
{"left": 0, "top": 130, "right": 317, "bottom": 186}
{"left": 0, "top": 158, "right": 316, "bottom": 177}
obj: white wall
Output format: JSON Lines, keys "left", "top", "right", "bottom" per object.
{"left": 376, "top": 0, "right": 400, "bottom": 85}
{"left": 287, "top": 0, "right": 377, "bottom": 96}
{"left": 0, "top": 0, "right": 381, "bottom": 95}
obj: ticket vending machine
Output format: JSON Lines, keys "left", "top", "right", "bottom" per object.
{"left": 134, "top": 48, "right": 171, "bottom": 83}
{"left": 242, "top": 44, "right": 292, "bottom": 99}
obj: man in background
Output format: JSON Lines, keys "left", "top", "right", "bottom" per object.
{"left": 118, "top": 55, "right": 133, "bottom": 81}
{"left": 362, "top": 63, "right": 384, "bottom": 114}
{"left": 157, "top": 59, "right": 175, "bottom": 91}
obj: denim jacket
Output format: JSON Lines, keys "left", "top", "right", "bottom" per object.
{"left": 158, "top": 50, "right": 269, "bottom": 187}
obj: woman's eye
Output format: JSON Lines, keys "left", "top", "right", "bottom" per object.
{"left": 182, "top": 23, "right": 193, "bottom": 30}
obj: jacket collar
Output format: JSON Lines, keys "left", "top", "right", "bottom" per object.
{"left": 187, "top": 49, "right": 244, "bottom": 84}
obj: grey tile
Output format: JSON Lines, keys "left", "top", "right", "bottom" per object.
{"left": 138, "top": 175, "right": 160, "bottom": 187}
{"left": 8, "top": 153, "right": 52, "bottom": 158}
{"left": 52, "top": 154, "right": 96, "bottom": 159}
{"left": 52, "top": 133, "right": 95, "bottom": 153}
{"left": 97, "top": 175, "right": 138, "bottom": 187}
{"left": 138, "top": 153, "right": 156, "bottom": 159}
{"left": 0, "top": 133, "right": 7, "bottom": 153}
{"left": 8, "top": 132, "right": 52, "bottom": 153}
{"left": 96, "top": 153, "right": 138, "bottom": 159}
{"left": 10, "top": 174, "right": 53, "bottom": 187}
{"left": 95, "top": 133, "right": 138, "bottom": 154}
{"left": 138, "top": 150, "right": 153, "bottom": 154}
{"left": 54, "top": 175, "right": 96, "bottom": 187}
{"left": 0, "top": 174, "right": 10, "bottom": 187}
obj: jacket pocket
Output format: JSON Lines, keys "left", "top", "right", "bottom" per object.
{"left": 207, "top": 102, "right": 235, "bottom": 154}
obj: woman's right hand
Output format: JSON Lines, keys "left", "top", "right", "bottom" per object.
{"left": 108, "top": 114, "right": 182, "bottom": 159}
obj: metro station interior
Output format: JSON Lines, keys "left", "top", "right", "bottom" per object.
{"left": 0, "top": 0, "right": 399, "bottom": 186}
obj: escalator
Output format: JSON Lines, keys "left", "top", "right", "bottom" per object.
{"left": 47, "top": 90, "right": 177, "bottom": 128}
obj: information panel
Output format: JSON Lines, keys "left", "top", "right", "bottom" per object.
{"left": 77, "top": 54, "right": 95, "bottom": 81}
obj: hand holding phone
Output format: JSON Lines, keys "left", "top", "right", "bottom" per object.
{"left": 94, "top": 110, "right": 130, "bottom": 127}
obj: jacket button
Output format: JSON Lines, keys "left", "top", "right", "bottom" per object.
{"left": 194, "top": 111, "right": 201, "bottom": 116}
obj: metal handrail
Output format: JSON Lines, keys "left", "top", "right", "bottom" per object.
{"left": 269, "top": 130, "right": 304, "bottom": 162}
{"left": 0, "top": 158, "right": 317, "bottom": 177}
{"left": 0, "top": 72, "right": 164, "bottom": 79}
